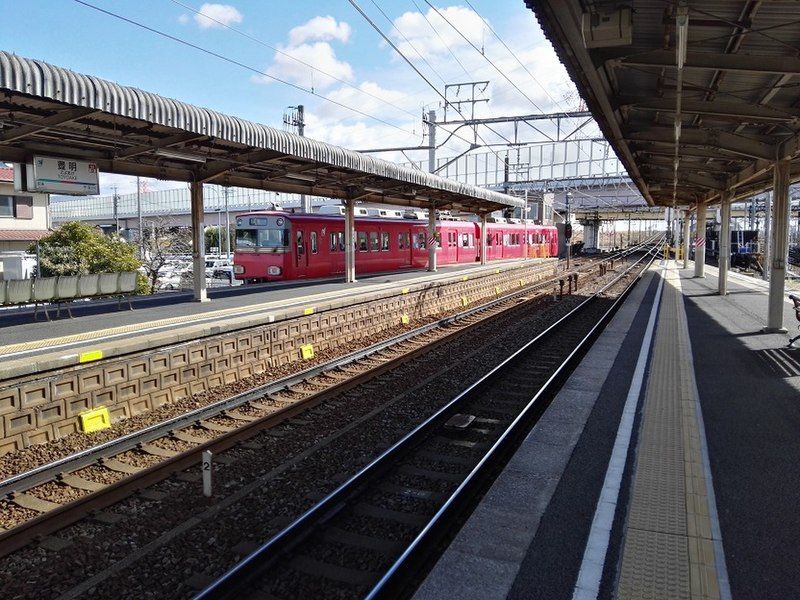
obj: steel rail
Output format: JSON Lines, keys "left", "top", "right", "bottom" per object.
{"left": 194, "top": 241, "right": 661, "bottom": 600}
{"left": 0, "top": 245, "right": 647, "bottom": 499}
{"left": 0, "top": 248, "right": 651, "bottom": 558}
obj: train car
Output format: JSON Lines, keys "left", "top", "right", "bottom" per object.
{"left": 233, "top": 211, "right": 558, "bottom": 283}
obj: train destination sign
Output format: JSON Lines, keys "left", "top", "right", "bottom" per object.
{"left": 30, "top": 156, "right": 100, "bottom": 195}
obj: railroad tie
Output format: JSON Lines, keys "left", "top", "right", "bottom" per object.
{"left": 99, "top": 458, "right": 142, "bottom": 475}
{"left": 289, "top": 555, "right": 378, "bottom": 587}
{"left": 58, "top": 473, "right": 105, "bottom": 492}
{"left": 353, "top": 502, "right": 430, "bottom": 527}
{"left": 10, "top": 492, "right": 62, "bottom": 513}
{"left": 139, "top": 442, "right": 178, "bottom": 458}
{"left": 171, "top": 430, "right": 210, "bottom": 444}
{"left": 322, "top": 526, "right": 405, "bottom": 555}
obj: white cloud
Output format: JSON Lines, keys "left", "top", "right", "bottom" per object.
{"left": 391, "top": 6, "right": 485, "bottom": 59}
{"left": 193, "top": 3, "right": 243, "bottom": 30}
{"left": 253, "top": 42, "right": 354, "bottom": 90}
{"left": 177, "top": 14, "right": 190, "bottom": 25}
{"left": 289, "top": 16, "right": 351, "bottom": 46}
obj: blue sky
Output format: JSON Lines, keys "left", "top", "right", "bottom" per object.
{"left": 0, "top": 1, "right": 583, "bottom": 193}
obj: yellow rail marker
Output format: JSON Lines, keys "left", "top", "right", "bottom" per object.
{"left": 401, "top": 288, "right": 409, "bottom": 295}
{"left": 495, "top": 286, "right": 501, "bottom": 295}
{"left": 303, "top": 307, "right": 315, "bottom": 315}
{"left": 495, "top": 269, "right": 500, "bottom": 274}
{"left": 79, "top": 350, "right": 103, "bottom": 363}
{"left": 401, "top": 314, "right": 410, "bottom": 325}
{"left": 519, "top": 279, "right": 525, "bottom": 287}
{"left": 79, "top": 406, "right": 111, "bottom": 433}
{"left": 300, "top": 344, "right": 315, "bottom": 360}
{"left": 461, "top": 296, "right": 469, "bottom": 307}
{"left": 462, "top": 276, "right": 469, "bottom": 281}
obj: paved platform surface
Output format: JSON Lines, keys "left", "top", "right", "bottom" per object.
{"left": 0, "top": 260, "right": 555, "bottom": 370}
{"left": 415, "top": 261, "right": 800, "bottom": 600}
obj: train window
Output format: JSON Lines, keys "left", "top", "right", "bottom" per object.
{"left": 310, "top": 231, "right": 318, "bottom": 254}
{"left": 330, "top": 232, "right": 338, "bottom": 252}
{"left": 461, "top": 233, "right": 469, "bottom": 247}
{"left": 358, "top": 231, "right": 368, "bottom": 252}
{"left": 414, "top": 232, "right": 426, "bottom": 249}
{"left": 469, "top": 234, "right": 474, "bottom": 246}
{"left": 381, "top": 232, "right": 390, "bottom": 251}
{"left": 397, "top": 233, "right": 405, "bottom": 249}
{"left": 398, "top": 232, "right": 410, "bottom": 249}
{"left": 486, "top": 233, "right": 492, "bottom": 246}
{"left": 370, "top": 232, "right": 379, "bottom": 251}
{"left": 495, "top": 233, "right": 500, "bottom": 245}
{"left": 296, "top": 231, "right": 304, "bottom": 255}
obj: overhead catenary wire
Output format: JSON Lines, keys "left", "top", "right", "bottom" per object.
{"left": 347, "top": 0, "right": 513, "bottom": 168}
{"left": 168, "top": 0, "right": 432, "bottom": 126}
{"left": 73, "top": 0, "right": 430, "bottom": 143}
{"left": 167, "top": 0, "right": 496, "bottom": 156}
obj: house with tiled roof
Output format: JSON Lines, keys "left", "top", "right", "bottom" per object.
{"left": 0, "top": 164, "right": 50, "bottom": 278}
{"left": 0, "top": 164, "right": 50, "bottom": 249}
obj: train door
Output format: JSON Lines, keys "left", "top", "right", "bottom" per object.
{"left": 295, "top": 226, "right": 309, "bottom": 277}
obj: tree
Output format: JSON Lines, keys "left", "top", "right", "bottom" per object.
{"left": 33, "top": 221, "right": 147, "bottom": 292}
{"left": 137, "top": 219, "right": 192, "bottom": 292}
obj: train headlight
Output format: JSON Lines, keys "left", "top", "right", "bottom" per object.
{"left": 233, "top": 264, "right": 244, "bottom": 274}
{"left": 267, "top": 266, "right": 282, "bottom": 275}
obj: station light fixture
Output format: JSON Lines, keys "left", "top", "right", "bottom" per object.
{"left": 285, "top": 172, "right": 316, "bottom": 183}
{"left": 154, "top": 148, "right": 207, "bottom": 163}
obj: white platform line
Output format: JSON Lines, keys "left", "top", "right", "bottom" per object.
{"left": 571, "top": 267, "right": 665, "bottom": 600}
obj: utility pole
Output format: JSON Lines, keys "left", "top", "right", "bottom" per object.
{"left": 565, "top": 192, "right": 572, "bottom": 270}
{"left": 427, "top": 109, "right": 437, "bottom": 272}
{"left": 136, "top": 177, "right": 144, "bottom": 258}
{"left": 284, "top": 105, "right": 309, "bottom": 213}
{"left": 224, "top": 187, "right": 231, "bottom": 259}
{"left": 112, "top": 185, "right": 119, "bottom": 235}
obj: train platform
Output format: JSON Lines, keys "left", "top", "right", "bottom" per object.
{"left": 415, "top": 260, "right": 800, "bottom": 600}
{"left": 0, "top": 258, "right": 552, "bottom": 378}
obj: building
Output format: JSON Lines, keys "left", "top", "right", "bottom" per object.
{"left": 0, "top": 164, "right": 49, "bottom": 279}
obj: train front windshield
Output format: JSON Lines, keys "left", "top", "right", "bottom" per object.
{"left": 235, "top": 228, "right": 289, "bottom": 248}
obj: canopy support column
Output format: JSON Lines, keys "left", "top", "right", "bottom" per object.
{"left": 766, "top": 159, "right": 790, "bottom": 332}
{"left": 719, "top": 191, "right": 732, "bottom": 296}
{"left": 694, "top": 201, "right": 706, "bottom": 278}
{"left": 344, "top": 199, "right": 356, "bottom": 283}
{"left": 190, "top": 181, "right": 208, "bottom": 302}
{"left": 682, "top": 210, "right": 691, "bottom": 270}
{"left": 427, "top": 202, "right": 437, "bottom": 272}
{"left": 480, "top": 213, "right": 488, "bottom": 265}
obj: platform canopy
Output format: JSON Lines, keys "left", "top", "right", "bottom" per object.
{"left": 0, "top": 51, "right": 522, "bottom": 213}
{"left": 528, "top": 1, "right": 800, "bottom": 207}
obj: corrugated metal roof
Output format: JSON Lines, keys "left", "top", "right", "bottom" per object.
{"left": 0, "top": 51, "right": 522, "bottom": 211}
{"left": 0, "top": 229, "right": 48, "bottom": 241}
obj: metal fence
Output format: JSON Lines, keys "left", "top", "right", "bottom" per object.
{"left": 51, "top": 185, "right": 311, "bottom": 222}
{"left": 404, "top": 139, "right": 625, "bottom": 186}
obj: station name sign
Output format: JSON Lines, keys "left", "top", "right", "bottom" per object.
{"left": 28, "top": 156, "right": 100, "bottom": 195}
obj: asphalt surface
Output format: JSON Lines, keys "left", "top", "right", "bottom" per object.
{"left": 505, "top": 274, "right": 660, "bottom": 600}
{"left": 682, "top": 273, "right": 800, "bottom": 600}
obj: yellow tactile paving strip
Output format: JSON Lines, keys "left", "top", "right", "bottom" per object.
{"left": 617, "top": 267, "right": 722, "bottom": 600}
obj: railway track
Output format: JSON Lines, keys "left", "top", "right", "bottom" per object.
{"left": 195, "top": 244, "right": 659, "bottom": 600}
{"left": 0, "top": 245, "right": 652, "bottom": 559}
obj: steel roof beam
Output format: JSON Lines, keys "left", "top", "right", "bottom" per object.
{"left": 616, "top": 96, "right": 800, "bottom": 123}
{"left": 114, "top": 132, "right": 208, "bottom": 159}
{"left": 627, "top": 127, "right": 775, "bottom": 161}
{"left": 607, "top": 50, "right": 800, "bottom": 76}
{"left": 0, "top": 107, "right": 99, "bottom": 143}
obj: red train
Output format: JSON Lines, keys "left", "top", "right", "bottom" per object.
{"left": 232, "top": 211, "right": 558, "bottom": 282}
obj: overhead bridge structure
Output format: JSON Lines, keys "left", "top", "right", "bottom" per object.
{"left": 528, "top": 0, "right": 800, "bottom": 331}
{"left": 0, "top": 51, "right": 522, "bottom": 300}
